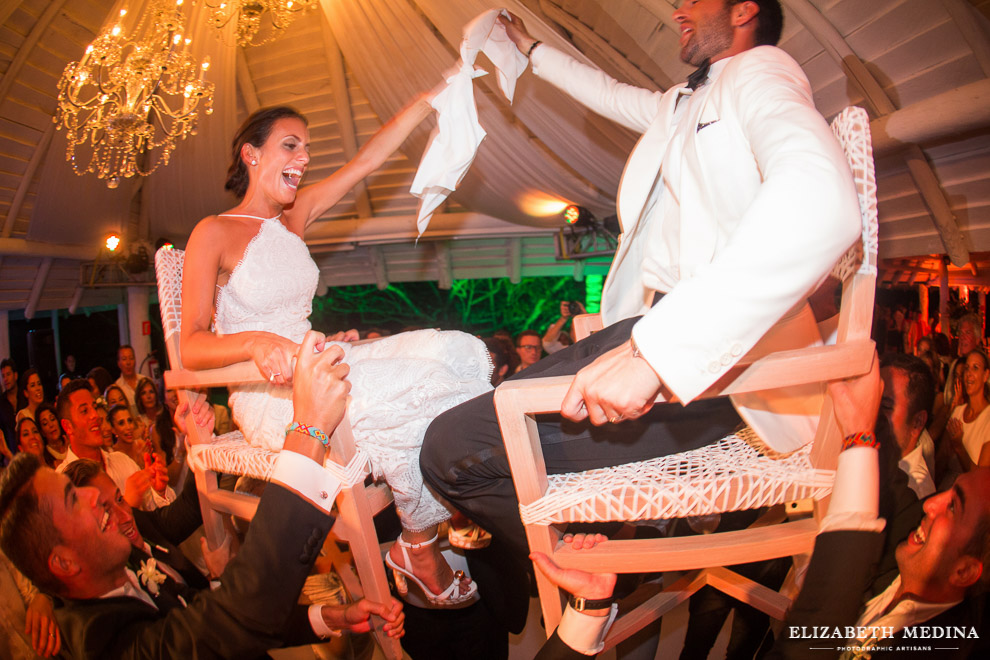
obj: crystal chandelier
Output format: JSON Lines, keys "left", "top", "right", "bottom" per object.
{"left": 54, "top": 0, "right": 215, "bottom": 188}
{"left": 205, "top": 0, "right": 318, "bottom": 47}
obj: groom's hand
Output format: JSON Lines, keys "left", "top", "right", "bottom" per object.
{"left": 562, "top": 340, "right": 663, "bottom": 425}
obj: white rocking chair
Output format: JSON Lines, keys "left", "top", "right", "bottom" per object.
{"left": 493, "top": 106, "right": 879, "bottom": 649}
{"left": 154, "top": 247, "right": 402, "bottom": 660}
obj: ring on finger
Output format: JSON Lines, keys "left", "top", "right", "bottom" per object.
{"left": 609, "top": 414, "right": 623, "bottom": 424}
{"left": 269, "top": 371, "right": 281, "bottom": 384}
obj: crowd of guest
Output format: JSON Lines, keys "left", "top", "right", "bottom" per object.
{"left": 0, "top": 299, "right": 988, "bottom": 659}
{"left": 871, "top": 301, "right": 990, "bottom": 485}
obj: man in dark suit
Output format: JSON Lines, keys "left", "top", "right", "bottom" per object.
{"left": 63, "top": 458, "right": 215, "bottom": 591}
{"left": 0, "top": 332, "right": 404, "bottom": 659}
{"left": 528, "top": 360, "right": 990, "bottom": 658}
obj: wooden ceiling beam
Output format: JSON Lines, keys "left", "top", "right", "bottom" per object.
{"left": 940, "top": 0, "right": 990, "bottom": 77}
{"left": 871, "top": 79, "right": 990, "bottom": 156}
{"left": 0, "top": 0, "right": 67, "bottom": 239}
{"left": 2, "top": 123, "right": 53, "bottom": 238}
{"left": 539, "top": 0, "right": 672, "bottom": 91}
{"left": 24, "top": 257, "right": 53, "bottom": 320}
{"left": 781, "top": 0, "right": 971, "bottom": 268}
{"left": 68, "top": 285, "right": 84, "bottom": 314}
{"left": 319, "top": 11, "right": 373, "bottom": 218}
{"left": 0, "top": 0, "right": 68, "bottom": 108}
{"left": 0, "top": 238, "right": 94, "bottom": 260}
{"left": 235, "top": 49, "right": 260, "bottom": 114}
{"left": 0, "top": 1, "right": 25, "bottom": 29}
{"left": 303, "top": 212, "right": 554, "bottom": 246}
{"left": 632, "top": 0, "right": 679, "bottom": 33}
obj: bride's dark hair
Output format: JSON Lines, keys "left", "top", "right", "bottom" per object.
{"left": 225, "top": 106, "right": 307, "bottom": 198}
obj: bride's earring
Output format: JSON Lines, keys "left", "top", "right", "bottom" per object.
{"left": 250, "top": 159, "right": 257, "bottom": 166}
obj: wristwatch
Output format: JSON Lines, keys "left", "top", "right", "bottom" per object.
{"left": 568, "top": 595, "right": 616, "bottom": 612}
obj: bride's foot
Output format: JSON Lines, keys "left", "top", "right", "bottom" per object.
{"left": 386, "top": 532, "right": 478, "bottom": 607}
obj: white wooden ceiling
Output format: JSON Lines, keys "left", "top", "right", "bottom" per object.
{"left": 0, "top": 0, "right": 989, "bottom": 314}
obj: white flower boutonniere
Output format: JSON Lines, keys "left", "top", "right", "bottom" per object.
{"left": 137, "top": 558, "right": 167, "bottom": 596}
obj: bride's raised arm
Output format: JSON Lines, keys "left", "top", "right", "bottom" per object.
{"left": 284, "top": 93, "right": 434, "bottom": 233}
{"left": 180, "top": 217, "right": 298, "bottom": 385}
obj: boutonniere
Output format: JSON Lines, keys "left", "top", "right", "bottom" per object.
{"left": 137, "top": 558, "right": 167, "bottom": 596}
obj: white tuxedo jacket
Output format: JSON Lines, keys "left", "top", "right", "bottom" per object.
{"left": 532, "top": 45, "right": 861, "bottom": 452}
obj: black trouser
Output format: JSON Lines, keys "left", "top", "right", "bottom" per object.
{"left": 420, "top": 316, "right": 743, "bottom": 632}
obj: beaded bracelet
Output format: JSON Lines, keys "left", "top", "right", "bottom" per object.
{"left": 842, "top": 431, "right": 879, "bottom": 451}
{"left": 286, "top": 422, "right": 330, "bottom": 448}
{"left": 527, "top": 40, "right": 542, "bottom": 58}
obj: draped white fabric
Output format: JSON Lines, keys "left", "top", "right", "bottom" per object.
{"left": 321, "top": 0, "right": 623, "bottom": 227}
{"left": 410, "top": 9, "right": 528, "bottom": 235}
{"left": 144, "top": 3, "right": 239, "bottom": 243}
{"left": 415, "top": 0, "right": 635, "bottom": 200}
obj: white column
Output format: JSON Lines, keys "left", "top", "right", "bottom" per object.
{"left": 126, "top": 286, "right": 151, "bottom": 377}
{"left": 0, "top": 311, "right": 9, "bottom": 360}
{"left": 117, "top": 304, "right": 130, "bottom": 346}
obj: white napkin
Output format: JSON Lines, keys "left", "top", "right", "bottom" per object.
{"left": 410, "top": 9, "right": 528, "bottom": 236}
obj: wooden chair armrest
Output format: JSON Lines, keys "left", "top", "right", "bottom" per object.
{"left": 164, "top": 337, "right": 383, "bottom": 390}
{"left": 165, "top": 361, "right": 266, "bottom": 389}
{"left": 572, "top": 313, "right": 604, "bottom": 341}
{"left": 495, "top": 339, "right": 875, "bottom": 416}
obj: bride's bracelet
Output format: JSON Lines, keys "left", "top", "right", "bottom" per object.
{"left": 286, "top": 422, "right": 331, "bottom": 448}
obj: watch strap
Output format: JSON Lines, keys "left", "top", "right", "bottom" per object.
{"left": 568, "top": 595, "right": 616, "bottom": 611}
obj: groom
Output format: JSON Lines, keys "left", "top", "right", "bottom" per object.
{"left": 421, "top": 0, "right": 861, "bottom": 632}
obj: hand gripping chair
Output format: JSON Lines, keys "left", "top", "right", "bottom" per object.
{"left": 493, "top": 106, "right": 878, "bottom": 649}
{"left": 154, "top": 247, "right": 403, "bottom": 660}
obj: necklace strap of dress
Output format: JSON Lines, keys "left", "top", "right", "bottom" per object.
{"left": 217, "top": 213, "right": 282, "bottom": 221}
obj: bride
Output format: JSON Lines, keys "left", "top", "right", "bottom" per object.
{"left": 180, "top": 98, "right": 490, "bottom": 606}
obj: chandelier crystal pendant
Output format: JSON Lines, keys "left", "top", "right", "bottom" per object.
{"left": 205, "top": 0, "right": 318, "bottom": 47}
{"left": 54, "top": 0, "right": 215, "bottom": 189}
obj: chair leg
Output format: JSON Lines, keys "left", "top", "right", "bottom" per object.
{"left": 335, "top": 483, "right": 403, "bottom": 660}
{"left": 528, "top": 523, "right": 565, "bottom": 637}
{"left": 321, "top": 536, "right": 364, "bottom": 600}
{"left": 194, "top": 468, "right": 228, "bottom": 549}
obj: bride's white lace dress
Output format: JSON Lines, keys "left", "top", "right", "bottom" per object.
{"left": 214, "top": 215, "right": 492, "bottom": 531}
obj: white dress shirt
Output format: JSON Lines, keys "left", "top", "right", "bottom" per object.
{"left": 57, "top": 446, "right": 175, "bottom": 510}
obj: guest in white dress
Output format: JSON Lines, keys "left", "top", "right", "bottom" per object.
{"left": 943, "top": 350, "right": 990, "bottom": 474}
{"left": 180, "top": 99, "right": 487, "bottom": 607}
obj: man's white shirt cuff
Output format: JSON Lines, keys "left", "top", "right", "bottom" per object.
{"left": 271, "top": 451, "right": 341, "bottom": 514}
{"left": 308, "top": 605, "right": 343, "bottom": 638}
{"left": 820, "top": 446, "right": 885, "bottom": 534}
{"left": 557, "top": 603, "right": 618, "bottom": 655}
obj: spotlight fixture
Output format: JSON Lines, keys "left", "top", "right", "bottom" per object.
{"left": 563, "top": 204, "right": 593, "bottom": 227}
{"left": 555, "top": 208, "right": 619, "bottom": 261}
{"left": 105, "top": 234, "right": 121, "bottom": 252}
{"left": 125, "top": 245, "right": 150, "bottom": 274}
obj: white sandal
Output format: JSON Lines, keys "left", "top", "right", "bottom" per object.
{"left": 385, "top": 533, "right": 478, "bottom": 607}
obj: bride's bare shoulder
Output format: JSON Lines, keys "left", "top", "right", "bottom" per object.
{"left": 188, "top": 214, "right": 239, "bottom": 247}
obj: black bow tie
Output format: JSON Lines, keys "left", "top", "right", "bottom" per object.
{"left": 686, "top": 60, "right": 711, "bottom": 90}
